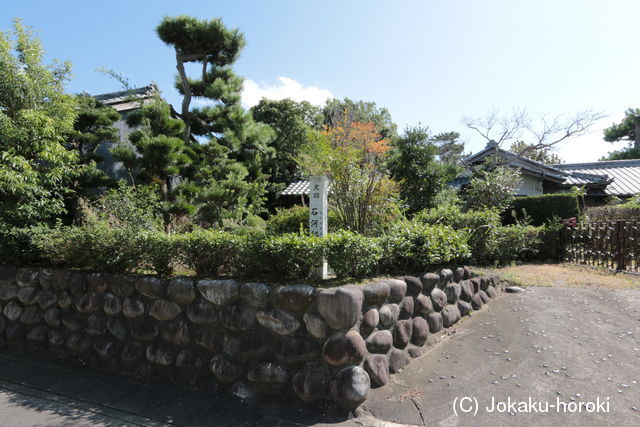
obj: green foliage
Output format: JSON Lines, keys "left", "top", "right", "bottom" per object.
{"left": 601, "top": 146, "right": 640, "bottom": 160}
{"left": 77, "top": 181, "right": 163, "bottom": 231}
{"left": 465, "top": 167, "right": 522, "bottom": 212}
{"left": 251, "top": 98, "right": 323, "bottom": 208}
{"left": 380, "top": 221, "right": 471, "bottom": 272}
{"left": 323, "top": 98, "right": 397, "bottom": 139}
{"left": 603, "top": 108, "right": 640, "bottom": 143}
{"left": 586, "top": 204, "right": 640, "bottom": 222}
{"left": 137, "top": 231, "right": 176, "bottom": 275}
{"left": 174, "top": 228, "right": 244, "bottom": 276}
{"left": 265, "top": 205, "right": 340, "bottom": 235}
{"left": 388, "top": 126, "right": 459, "bottom": 214}
{"left": 323, "top": 230, "right": 383, "bottom": 279}
{"left": 481, "top": 225, "right": 541, "bottom": 264}
{"left": 0, "top": 19, "right": 80, "bottom": 227}
{"left": 242, "top": 233, "right": 323, "bottom": 279}
{"left": 506, "top": 193, "right": 580, "bottom": 226}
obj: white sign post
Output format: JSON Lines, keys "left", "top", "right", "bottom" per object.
{"left": 309, "top": 175, "right": 329, "bottom": 279}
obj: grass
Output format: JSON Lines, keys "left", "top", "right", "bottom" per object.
{"left": 475, "top": 262, "right": 640, "bottom": 290}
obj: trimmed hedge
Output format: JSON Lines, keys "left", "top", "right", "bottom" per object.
{"left": 505, "top": 193, "right": 580, "bottom": 226}
{"left": 0, "top": 222, "right": 471, "bottom": 281}
{"left": 586, "top": 205, "right": 640, "bottom": 222}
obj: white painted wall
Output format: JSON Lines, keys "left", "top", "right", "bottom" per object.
{"left": 516, "top": 173, "right": 543, "bottom": 196}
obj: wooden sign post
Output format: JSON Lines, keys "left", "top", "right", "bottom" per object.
{"left": 309, "top": 175, "right": 329, "bottom": 279}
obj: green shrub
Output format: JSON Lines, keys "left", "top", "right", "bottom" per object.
{"left": 415, "top": 205, "right": 500, "bottom": 229}
{"left": 323, "top": 230, "right": 382, "bottom": 279}
{"left": 506, "top": 193, "right": 579, "bottom": 226}
{"left": 241, "top": 233, "right": 323, "bottom": 280}
{"left": 265, "top": 206, "right": 340, "bottom": 235}
{"left": 0, "top": 225, "right": 51, "bottom": 265}
{"left": 536, "top": 222, "right": 562, "bottom": 260}
{"left": 380, "top": 221, "right": 470, "bottom": 272}
{"left": 480, "top": 225, "right": 542, "bottom": 264}
{"left": 138, "top": 232, "right": 176, "bottom": 275}
{"left": 586, "top": 204, "right": 640, "bottom": 222}
{"left": 174, "top": 228, "right": 245, "bottom": 276}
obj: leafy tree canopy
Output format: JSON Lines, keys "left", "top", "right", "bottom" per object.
{"left": 0, "top": 19, "right": 79, "bottom": 227}
{"left": 323, "top": 98, "right": 397, "bottom": 139}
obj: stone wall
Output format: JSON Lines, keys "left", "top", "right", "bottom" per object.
{"left": 0, "top": 265, "right": 502, "bottom": 408}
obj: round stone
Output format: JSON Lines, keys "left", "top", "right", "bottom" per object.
{"left": 458, "top": 300, "right": 472, "bottom": 317}
{"left": 223, "top": 329, "right": 271, "bottom": 362}
{"left": 362, "top": 281, "right": 390, "bottom": 305}
{"left": 360, "top": 308, "right": 379, "bottom": 337}
{"left": 330, "top": 366, "right": 370, "bottom": 408}
{"left": 407, "top": 346, "right": 424, "bottom": 358}
{"left": 93, "top": 337, "right": 118, "bottom": 359}
{"left": 66, "top": 332, "right": 90, "bottom": 353}
{"left": 26, "top": 325, "right": 48, "bottom": 342}
{"left": 453, "top": 267, "right": 465, "bottom": 283}
{"left": 438, "top": 268, "right": 454, "bottom": 287}
{"left": 120, "top": 341, "right": 145, "bottom": 366}
{"left": 161, "top": 318, "right": 190, "bottom": 345}
{"left": 219, "top": 304, "right": 256, "bottom": 331}
{"left": 292, "top": 361, "right": 331, "bottom": 402}
{"left": 135, "top": 276, "right": 164, "bottom": 299}
{"left": 3, "top": 301, "right": 22, "bottom": 322}
{"left": 274, "top": 285, "right": 316, "bottom": 313}
{"left": 256, "top": 309, "right": 300, "bottom": 335}
{"left": 430, "top": 288, "right": 447, "bottom": 311}
{"left": 19, "top": 306, "right": 42, "bottom": 325}
{"left": 187, "top": 300, "right": 218, "bottom": 324}
{"left": 399, "top": 296, "right": 414, "bottom": 320}
{"left": 303, "top": 312, "right": 327, "bottom": 340}
{"left": 130, "top": 317, "right": 159, "bottom": 341}
{"left": 109, "top": 274, "right": 136, "bottom": 298}
{"left": 37, "top": 290, "right": 57, "bottom": 310}
{"left": 393, "top": 319, "right": 413, "bottom": 349}
{"left": 43, "top": 307, "right": 61, "bottom": 327}
{"left": 378, "top": 303, "right": 400, "bottom": 328}
{"left": 506, "top": 286, "right": 525, "bottom": 293}
{"left": 17, "top": 287, "right": 39, "bottom": 305}
{"left": 388, "top": 348, "right": 411, "bottom": 373}
{"left": 411, "top": 316, "right": 429, "bottom": 346}
{"left": 402, "top": 276, "right": 423, "bottom": 296}
{"left": 317, "top": 286, "right": 364, "bottom": 330}
{"left": 463, "top": 266, "right": 472, "bottom": 280}
{"left": 106, "top": 315, "right": 129, "bottom": 340}
{"left": 479, "top": 290, "right": 490, "bottom": 304}
{"left": 85, "top": 312, "right": 108, "bottom": 336}
{"left": 322, "top": 330, "right": 367, "bottom": 366}
{"left": 102, "top": 293, "right": 122, "bottom": 316}
{"left": 426, "top": 312, "right": 443, "bottom": 333}
{"left": 364, "top": 354, "right": 390, "bottom": 388}
{"left": 441, "top": 304, "right": 461, "bottom": 328}
{"left": 247, "top": 361, "right": 289, "bottom": 395}
{"left": 385, "top": 279, "right": 407, "bottom": 303}
{"left": 459, "top": 280, "right": 474, "bottom": 302}
{"left": 420, "top": 273, "right": 440, "bottom": 294}
{"left": 61, "top": 309, "right": 85, "bottom": 331}
{"left": 167, "top": 277, "right": 195, "bottom": 305}
{"left": 444, "top": 282, "right": 461, "bottom": 304}
{"left": 486, "top": 286, "right": 497, "bottom": 299}
{"left": 0, "top": 283, "right": 18, "bottom": 302}
{"left": 193, "top": 325, "right": 225, "bottom": 352}
{"left": 210, "top": 354, "right": 244, "bottom": 383}
{"left": 365, "top": 330, "right": 393, "bottom": 354}
{"left": 57, "top": 291, "right": 72, "bottom": 309}
{"left": 38, "top": 269, "right": 54, "bottom": 289}
{"left": 47, "top": 328, "right": 67, "bottom": 347}
{"left": 275, "top": 336, "right": 319, "bottom": 364}
{"left": 197, "top": 279, "right": 240, "bottom": 305}
{"left": 471, "top": 293, "right": 484, "bottom": 310}
{"left": 149, "top": 299, "right": 182, "bottom": 321}
{"left": 123, "top": 297, "right": 147, "bottom": 318}
{"left": 16, "top": 269, "right": 39, "bottom": 287}
{"left": 470, "top": 278, "right": 482, "bottom": 294}
{"left": 146, "top": 343, "right": 174, "bottom": 366}
{"left": 67, "top": 273, "right": 87, "bottom": 296}
{"left": 86, "top": 272, "right": 108, "bottom": 294}
{"left": 75, "top": 292, "right": 103, "bottom": 313}
{"left": 176, "top": 348, "right": 209, "bottom": 369}
{"left": 414, "top": 294, "right": 434, "bottom": 316}
{"left": 239, "top": 282, "right": 272, "bottom": 309}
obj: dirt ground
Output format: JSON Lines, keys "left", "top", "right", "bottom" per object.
{"left": 478, "top": 263, "right": 640, "bottom": 290}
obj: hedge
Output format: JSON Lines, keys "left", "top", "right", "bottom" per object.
{"left": 0, "top": 223, "right": 470, "bottom": 280}
{"left": 586, "top": 205, "right": 640, "bottom": 222}
{"left": 505, "top": 193, "right": 580, "bottom": 226}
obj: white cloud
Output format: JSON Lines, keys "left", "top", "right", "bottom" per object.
{"left": 241, "top": 76, "right": 333, "bottom": 108}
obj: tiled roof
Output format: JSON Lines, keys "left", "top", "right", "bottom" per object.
{"left": 281, "top": 180, "right": 310, "bottom": 195}
{"left": 94, "top": 85, "right": 157, "bottom": 111}
{"left": 553, "top": 159, "right": 640, "bottom": 196}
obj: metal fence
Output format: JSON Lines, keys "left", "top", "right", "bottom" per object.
{"left": 562, "top": 220, "right": 640, "bottom": 272}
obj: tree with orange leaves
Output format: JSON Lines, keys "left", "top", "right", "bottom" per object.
{"left": 298, "top": 115, "right": 401, "bottom": 234}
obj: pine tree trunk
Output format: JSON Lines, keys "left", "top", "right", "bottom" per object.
{"left": 175, "top": 51, "right": 192, "bottom": 144}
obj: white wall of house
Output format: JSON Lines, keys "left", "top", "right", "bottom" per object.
{"left": 516, "top": 173, "right": 544, "bottom": 196}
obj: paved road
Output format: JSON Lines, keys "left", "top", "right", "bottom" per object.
{"left": 0, "top": 286, "right": 638, "bottom": 426}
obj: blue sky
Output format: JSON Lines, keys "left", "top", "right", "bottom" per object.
{"left": 2, "top": 1, "right": 639, "bottom": 161}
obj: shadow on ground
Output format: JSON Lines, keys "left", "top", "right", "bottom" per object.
{"left": 0, "top": 350, "right": 350, "bottom": 426}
